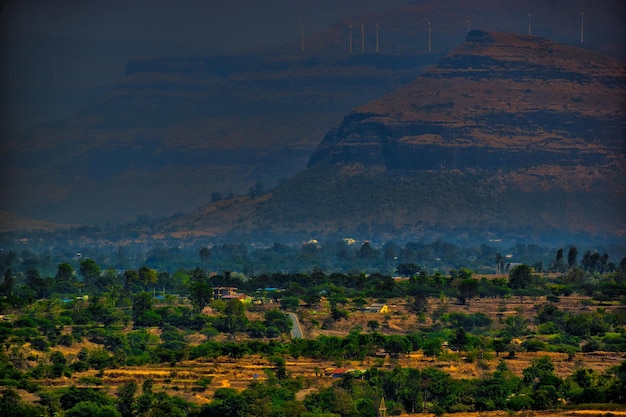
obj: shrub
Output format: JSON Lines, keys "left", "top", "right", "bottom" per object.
{"left": 12, "top": 327, "right": 40, "bottom": 340}
{"left": 78, "top": 376, "right": 103, "bottom": 386}
{"left": 59, "top": 334, "right": 75, "bottom": 347}
{"left": 30, "top": 337, "right": 49, "bottom": 352}
{"left": 582, "top": 338, "right": 603, "bottom": 352}
{"left": 522, "top": 338, "right": 546, "bottom": 352}
{"left": 546, "top": 294, "right": 560, "bottom": 303}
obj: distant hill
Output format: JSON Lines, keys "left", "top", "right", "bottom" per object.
{"left": 1, "top": 0, "right": 624, "bottom": 227}
{"left": 163, "top": 31, "right": 626, "bottom": 244}
{"left": 0, "top": 210, "right": 74, "bottom": 233}
{"left": 2, "top": 50, "right": 433, "bottom": 226}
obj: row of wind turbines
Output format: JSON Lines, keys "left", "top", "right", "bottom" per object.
{"left": 298, "top": 11, "right": 587, "bottom": 54}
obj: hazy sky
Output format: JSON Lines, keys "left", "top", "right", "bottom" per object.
{"left": 1, "top": 0, "right": 412, "bottom": 51}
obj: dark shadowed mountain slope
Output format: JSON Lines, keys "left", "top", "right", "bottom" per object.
{"left": 2, "top": 0, "right": 624, "bottom": 228}
{"left": 163, "top": 31, "right": 626, "bottom": 243}
{"left": 2, "top": 52, "right": 433, "bottom": 225}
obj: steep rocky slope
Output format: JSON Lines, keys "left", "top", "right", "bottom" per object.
{"left": 165, "top": 31, "right": 625, "bottom": 242}
{"left": 2, "top": 0, "right": 624, "bottom": 227}
{"left": 310, "top": 30, "right": 624, "bottom": 179}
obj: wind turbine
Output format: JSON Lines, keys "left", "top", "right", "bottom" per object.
{"left": 428, "top": 18, "right": 432, "bottom": 52}
{"left": 299, "top": 17, "right": 307, "bottom": 53}
{"left": 466, "top": 17, "right": 471, "bottom": 33}
{"left": 361, "top": 23, "right": 365, "bottom": 52}
{"left": 376, "top": 23, "right": 379, "bottom": 53}
{"left": 580, "top": 11, "right": 584, "bottom": 43}
{"left": 349, "top": 22, "right": 353, "bottom": 54}
{"left": 528, "top": 12, "right": 532, "bottom": 35}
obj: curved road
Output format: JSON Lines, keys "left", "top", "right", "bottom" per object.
{"left": 287, "top": 312, "right": 304, "bottom": 338}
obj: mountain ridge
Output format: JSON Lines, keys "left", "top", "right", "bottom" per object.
{"left": 2, "top": 0, "right": 625, "bottom": 228}
{"left": 161, "top": 31, "right": 625, "bottom": 243}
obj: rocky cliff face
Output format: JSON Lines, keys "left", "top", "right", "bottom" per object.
{"left": 297, "top": 31, "right": 625, "bottom": 238}
{"left": 166, "top": 31, "right": 625, "bottom": 242}
{"left": 310, "top": 31, "right": 624, "bottom": 180}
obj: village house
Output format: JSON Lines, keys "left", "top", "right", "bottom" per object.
{"left": 213, "top": 286, "right": 239, "bottom": 300}
{"left": 364, "top": 303, "right": 389, "bottom": 313}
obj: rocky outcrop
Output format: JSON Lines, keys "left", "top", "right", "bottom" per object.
{"left": 309, "top": 31, "right": 625, "bottom": 181}
{"left": 164, "top": 32, "right": 625, "bottom": 242}
{"left": 270, "top": 31, "right": 626, "bottom": 239}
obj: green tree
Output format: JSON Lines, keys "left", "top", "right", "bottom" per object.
{"left": 367, "top": 320, "right": 380, "bottom": 332}
{"left": 553, "top": 248, "right": 565, "bottom": 272}
{"left": 224, "top": 299, "right": 247, "bottom": 339}
{"left": 199, "top": 247, "right": 212, "bottom": 265}
{"left": 263, "top": 309, "right": 292, "bottom": 335}
{"left": 123, "top": 269, "right": 141, "bottom": 294}
{"left": 567, "top": 247, "right": 578, "bottom": 269}
{"left": 0, "top": 269, "right": 15, "bottom": 296}
{"left": 138, "top": 266, "right": 158, "bottom": 287}
{"left": 116, "top": 381, "right": 137, "bottom": 417}
{"left": 66, "top": 402, "right": 121, "bottom": 417}
{"left": 59, "top": 387, "right": 112, "bottom": 410}
{"left": 189, "top": 275, "right": 213, "bottom": 312}
{"left": 56, "top": 262, "right": 74, "bottom": 282}
{"left": 279, "top": 296, "right": 300, "bottom": 311}
{"left": 565, "top": 368, "right": 602, "bottom": 404}
{"left": 199, "top": 388, "right": 246, "bottom": 417}
{"left": 270, "top": 355, "right": 288, "bottom": 379}
{"left": 136, "top": 378, "right": 154, "bottom": 415}
{"left": 49, "top": 350, "right": 68, "bottom": 378}
{"left": 422, "top": 338, "right": 443, "bottom": 358}
{"left": 352, "top": 296, "right": 367, "bottom": 311}
{"left": 132, "top": 292, "right": 160, "bottom": 326}
{"left": 509, "top": 264, "right": 533, "bottom": 290}
{"left": 606, "top": 360, "right": 626, "bottom": 403}
{"left": 492, "top": 339, "right": 507, "bottom": 357}
{"left": 79, "top": 259, "right": 101, "bottom": 289}
{"left": 384, "top": 335, "right": 410, "bottom": 357}
{"left": 456, "top": 278, "right": 479, "bottom": 305}
{"left": 0, "top": 388, "right": 45, "bottom": 417}
{"left": 450, "top": 327, "right": 470, "bottom": 353}
{"left": 146, "top": 395, "right": 186, "bottom": 417}
{"left": 421, "top": 367, "right": 453, "bottom": 412}
{"left": 475, "top": 360, "right": 521, "bottom": 410}
{"left": 522, "top": 357, "right": 562, "bottom": 409}
{"left": 495, "top": 254, "right": 504, "bottom": 273}
{"left": 25, "top": 269, "right": 51, "bottom": 299}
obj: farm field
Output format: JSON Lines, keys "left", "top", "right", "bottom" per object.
{"left": 1, "top": 255, "right": 625, "bottom": 416}
{"left": 54, "top": 349, "right": 624, "bottom": 403}
{"left": 16, "top": 294, "right": 625, "bottom": 406}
